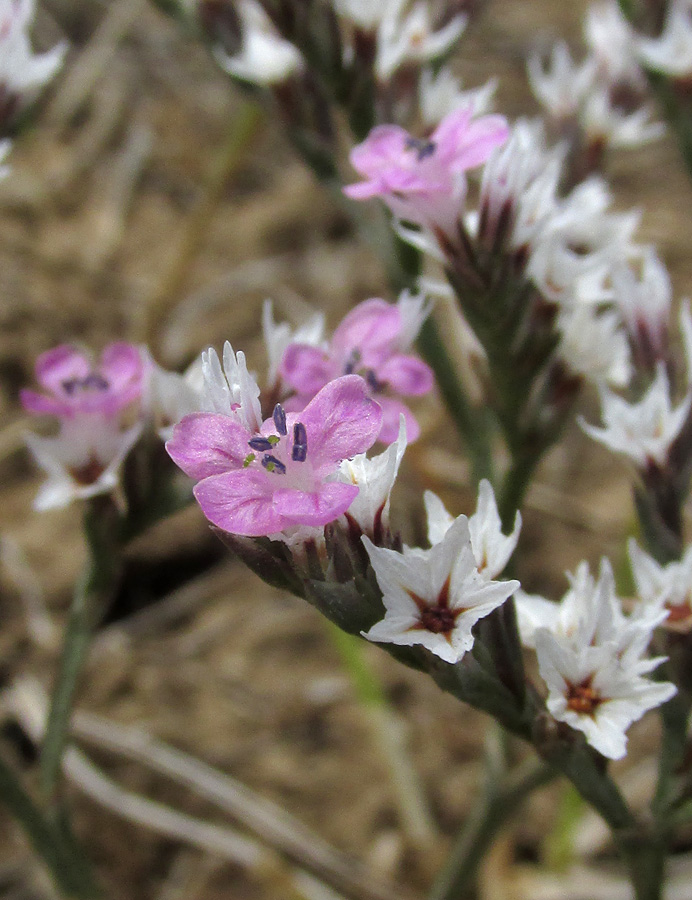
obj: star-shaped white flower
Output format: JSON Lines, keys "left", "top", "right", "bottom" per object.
{"left": 629, "top": 538, "right": 692, "bottom": 632}
{"left": 362, "top": 516, "right": 519, "bottom": 663}
{"left": 580, "top": 364, "right": 692, "bottom": 468}
{"left": 423, "top": 479, "right": 521, "bottom": 579}
{"left": 200, "top": 341, "right": 263, "bottom": 433}
{"left": 638, "top": 0, "right": 692, "bottom": 78}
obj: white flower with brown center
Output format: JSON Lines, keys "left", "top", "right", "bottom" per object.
{"left": 362, "top": 516, "right": 519, "bottom": 663}
{"left": 629, "top": 539, "right": 692, "bottom": 633}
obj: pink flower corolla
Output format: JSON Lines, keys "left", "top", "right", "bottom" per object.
{"left": 280, "top": 296, "right": 434, "bottom": 443}
{"left": 166, "top": 375, "right": 383, "bottom": 537}
{"left": 344, "top": 106, "right": 509, "bottom": 237}
{"left": 20, "top": 343, "right": 145, "bottom": 421}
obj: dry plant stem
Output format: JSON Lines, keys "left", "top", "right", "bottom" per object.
{"left": 326, "top": 624, "right": 438, "bottom": 850}
{"left": 67, "top": 706, "right": 412, "bottom": 900}
{"left": 0, "top": 753, "right": 97, "bottom": 899}
{"left": 138, "top": 99, "right": 264, "bottom": 349}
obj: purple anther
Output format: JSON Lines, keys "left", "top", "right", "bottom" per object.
{"left": 261, "top": 454, "right": 287, "bottom": 475}
{"left": 248, "top": 436, "right": 274, "bottom": 451}
{"left": 273, "top": 403, "right": 287, "bottom": 435}
{"left": 405, "top": 137, "right": 436, "bottom": 160}
{"left": 292, "top": 422, "right": 307, "bottom": 462}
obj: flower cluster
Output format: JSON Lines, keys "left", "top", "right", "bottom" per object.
{"left": 516, "top": 559, "right": 675, "bottom": 759}
{"left": 21, "top": 344, "right": 146, "bottom": 510}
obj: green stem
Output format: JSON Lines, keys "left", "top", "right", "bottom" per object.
{"left": 417, "top": 317, "right": 494, "bottom": 486}
{"left": 0, "top": 754, "right": 98, "bottom": 898}
{"left": 617, "top": 831, "right": 667, "bottom": 900}
{"left": 40, "top": 498, "right": 122, "bottom": 803}
{"left": 428, "top": 755, "right": 555, "bottom": 900}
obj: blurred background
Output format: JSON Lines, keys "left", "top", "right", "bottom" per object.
{"left": 1, "top": 1, "right": 692, "bottom": 898}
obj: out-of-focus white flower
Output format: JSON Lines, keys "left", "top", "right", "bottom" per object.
{"left": 362, "top": 516, "right": 519, "bottom": 663}
{"left": 376, "top": 0, "right": 466, "bottom": 81}
{"left": 527, "top": 41, "right": 596, "bottom": 121}
{"left": 581, "top": 87, "right": 664, "bottom": 148}
{"left": 262, "top": 300, "right": 325, "bottom": 390}
{"left": 629, "top": 538, "right": 692, "bottom": 632}
{"left": 585, "top": 1, "right": 644, "bottom": 87}
{"left": 611, "top": 249, "right": 671, "bottom": 369}
{"left": 25, "top": 418, "right": 142, "bottom": 511}
{"left": 528, "top": 177, "right": 639, "bottom": 305}
{"left": 393, "top": 289, "right": 433, "bottom": 349}
{"left": 581, "top": 364, "right": 692, "bottom": 468}
{"left": 147, "top": 357, "right": 205, "bottom": 441}
{"left": 0, "top": 0, "right": 66, "bottom": 128}
{"left": 339, "top": 416, "right": 406, "bottom": 537}
{"left": 423, "top": 480, "right": 521, "bottom": 580}
{"left": 418, "top": 67, "right": 497, "bottom": 126}
{"left": 556, "top": 304, "right": 631, "bottom": 388}
{"left": 200, "top": 341, "right": 263, "bottom": 432}
{"left": 214, "top": 0, "right": 302, "bottom": 85}
{"left": 638, "top": 0, "right": 692, "bottom": 78}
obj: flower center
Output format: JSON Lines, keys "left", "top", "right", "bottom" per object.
{"left": 419, "top": 605, "right": 456, "bottom": 634}
{"left": 69, "top": 457, "right": 106, "bottom": 486}
{"left": 666, "top": 600, "right": 692, "bottom": 625}
{"left": 62, "top": 372, "right": 110, "bottom": 395}
{"left": 246, "top": 404, "right": 308, "bottom": 476}
{"left": 406, "top": 137, "right": 437, "bottom": 161}
{"left": 566, "top": 677, "right": 602, "bottom": 716}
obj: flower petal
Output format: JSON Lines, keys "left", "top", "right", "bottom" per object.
{"left": 273, "top": 482, "right": 359, "bottom": 526}
{"left": 281, "top": 344, "right": 333, "bottom": 395}
{"left": 193, "top": 468, "right": 284, "bottom": 536}
{"left": 377, "top": 353, "right": 434, "bottom": 395}
{"left": 166, "top": 413, "right": 251, "bottom": 480}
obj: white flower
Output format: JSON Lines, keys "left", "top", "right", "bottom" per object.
{"left": 418, "top": 67, "right": 496, "bottom": 126}
{"left": 581, "top": 87, "right": 664, "bottom": 148}
{"left": 25, "top": 417, "right": 142, "bottom": 511}
{"left": 0, "top": 0, "right": 66, "bottom": 126}
{"left": 556, "top": 304, "right": 631, "bottom": 388}
{"left": 362, "top": 516, "right": 519, "bottom": 663}
{"left": 523, "top": 557, "right": 675, "bottom": 759}
{"left": 339, "top": 416, "right": 407, "bottom": 536}
{"left": 423, "top": 480, "right": 521, "bottom": 580}
{"left": 581, "top": 364, "right": 691, "bottom": 467}
{"left": 394, "top": 289, "right": 433, "bottom": 349}
{"left": 585, "top": 1, "right": 643, "bottom": 88}
{"left": 527, "top": 41, "right": 596, "bottom": 121}
{"left": 536, "top": 629, "right": 675, "bottom": 759}
{"left": 214, "top": 0, "right": 302, "bottom": 85}
{"left": 638, "top": 0, "right": 692, "bottom": 78}
{"left": 262, "top": 299, "right": 325, "bottom": 389}
{"left": 146, "top": 357, "right": 205, "bottom": 441}
{"left": 629, "top": 538, "right": 692, "bottom": 632}
{"left": 200, "top": 341, "right": 263, "bottom": 433}
{"left": 611, "top": 249, "right": 671, "bottom": 367}
{"left": 376, "top": 0, "right": 466, "bottom": 81}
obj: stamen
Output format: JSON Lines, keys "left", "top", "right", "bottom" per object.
{"left": 273, "top": 404, "right": 287, "bottom": 436}
{"left": 366, "top": 369, "right": 385, "bottom": 393}
{"left": 243, "top": 453, "right": 255, "bottom": 467}
{"left": 248, "top": 436, "right": 274, "bottom": 451}
{"left": 343, "top": 349, "right": 361, "bottom": 376}
{"left": 262, "top": 454, "right": 286, "bottom": 475}
{"left": 62, "top": 372, "right": 110, "bottom": 395}
{"left": 405, "top": 137, "right": 436, "bottom": 161}
{"left": 292, "top": 422, "right": 307, "bottom": 462}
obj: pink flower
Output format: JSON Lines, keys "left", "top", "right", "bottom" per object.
{"left": 344, "top": 107, "right": 509, "bottom": 235}
{"left": 280, "top": 297, "right": 434, "bottom": 443}
{"left": 166, "top": 375, "right": 383, "bottom": 537}
{"left": 20, "top": 343, "right": 145, "bottom": 420}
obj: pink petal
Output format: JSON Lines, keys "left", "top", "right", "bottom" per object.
{"left": 274, "top": 482, "right": 359, "bottom": 526}
{"left": 299, "top": 375, "right": 383, "bottom": 469}
{"left": 377, "top": 397, "right": 420, "bottom": 444}
{"left": 349, "top": 125, "right": 410, "bottom": 176}
{"left": 376, "top": 354, "right": 435, "bottom": 396}
{"left": 193, "top": 468, "right": 284, "bottom": 536}
{"left": 343, "top": 180, "right": 388, "bottom": 200}
{"left": 35, "top": 345, "right": 91, "bottom": 393}
{"left": 20, "top": 389, "right": 68, "bottom": 416}
{"left": 447, "top": 116, "right": 510, "bottom": 173}
{"left": 431, "top": 106, "right": 474, "bottom": 150}
{"left": 281, "top": 344, "right": 333, "bottom": 396}
{"left": 166, "top": 413, "right": 251, "bottom": 480}
{"left": 99, "top": 343, "right": 145, "bottom": 397}
{"left": 331, "top": 299, "right": 401, "bottom": 362}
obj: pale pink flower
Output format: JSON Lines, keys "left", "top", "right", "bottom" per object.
{"left": 166, "top": 375, "right": 383, "bottom": 537}
{"left": 344, "top": 106, "right": 509, "bottom": 238}
{"left": 280, "top": 296, "right": 433, "bottom": 443}
{"left": 20, "top": 343, "right": 145, "bottom": 421}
